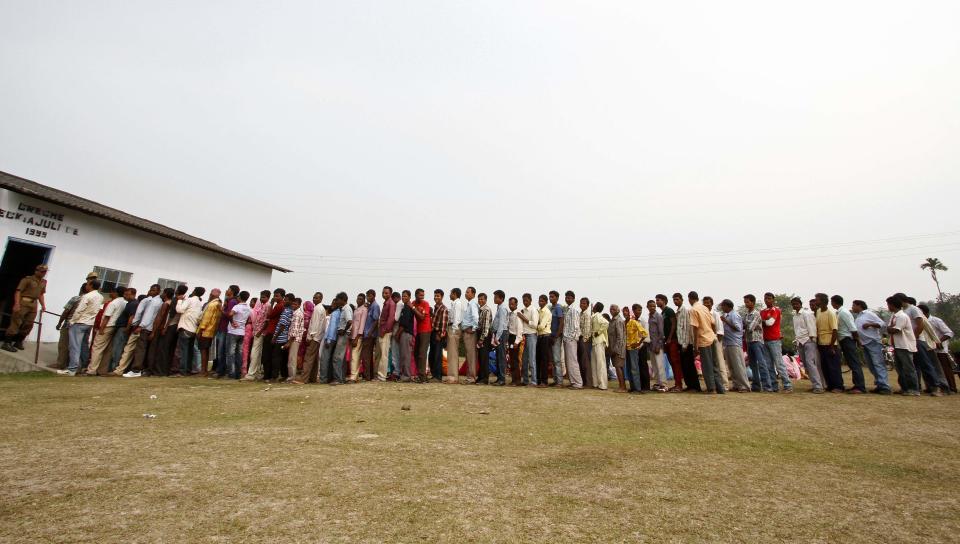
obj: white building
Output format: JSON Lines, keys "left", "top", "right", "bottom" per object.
{"left": 0, "top": 170, "right": 289, "bottom": 342}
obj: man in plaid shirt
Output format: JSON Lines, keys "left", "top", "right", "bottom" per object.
{"left": 475, "top": 293, "right": 493, "bottom": 385}
{"left": 429, "top": 289, "right": 447, "bottom": 382}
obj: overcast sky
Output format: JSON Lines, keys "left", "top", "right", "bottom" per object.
{"left": 1, "top": 1, "right": 958, "bottom": 308}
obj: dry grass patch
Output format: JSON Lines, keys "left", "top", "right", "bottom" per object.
{"left": 0, "top": 373, "right": 958, "bottom": 543}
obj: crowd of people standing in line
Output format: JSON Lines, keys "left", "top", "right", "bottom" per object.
{"left": 33, "top": 272, "right": 956, "bottom": 397}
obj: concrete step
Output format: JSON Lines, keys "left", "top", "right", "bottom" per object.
{"left": 0, "top": 341, "right": 59, "bottom": 373}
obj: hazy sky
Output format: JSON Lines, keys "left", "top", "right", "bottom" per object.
{"left": 2, "top": 1, "right": 958, "bottom": 308}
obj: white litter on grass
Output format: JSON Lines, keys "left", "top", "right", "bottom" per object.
{"left": 142, "top": 413, "right": 157, "bottom": 419}
{"left": 262, "top": 387, "right": 271, "bottom": 391}
{"left": 149, "top": 395, "right": 157, "bottom": 400}
{"left": 357, "top": 433, "right": 379, "bottom": 439}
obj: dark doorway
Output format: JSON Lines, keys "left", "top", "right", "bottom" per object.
{"left": 0, "top": 238, "right": 52, "bottom": 331}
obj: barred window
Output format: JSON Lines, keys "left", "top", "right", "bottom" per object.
{"left": 92, "top": 266, "right": 133, "bottom": 294}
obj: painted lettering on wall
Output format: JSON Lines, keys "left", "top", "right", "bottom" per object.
{"left": 0, "top": 202, "right": 81, "bottom": 238}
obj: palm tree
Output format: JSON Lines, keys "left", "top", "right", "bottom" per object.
{"left": 921, "top": 257, "right": 948, "bottom": 301}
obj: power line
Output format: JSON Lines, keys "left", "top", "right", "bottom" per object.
{"left": 278, "top": 241, "right": 960, "bottom": 273}
{"left": 285, "top": 246, "right": 960, "bottom": 280}
{"left": 247, "top": 229, "right": 960, "bottom": 263}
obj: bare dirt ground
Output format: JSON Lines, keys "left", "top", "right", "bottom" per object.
{"left": 1, "top": 372, "right": 958, "bottom": 543}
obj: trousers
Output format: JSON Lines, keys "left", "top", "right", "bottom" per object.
{"left": 86, "top": 326, "right": 116, "bottom": 375}
{"left": 798, "top": 341, "right": 824, "bottom": 391}
{"left": 591, "top": 341, "right": 608, "bottom": 389}
{"left": 722, "top": 345, "right": 752, "bottom": 391}
{"left": 246, "top": 335, "right": 264, "bottom": 379}
{"left": 377, "top": 332, "right": 393, "bottom": 380}
{"left": 563, "top": 338, "right": 582, "bottom": 388}
{"left": 445, "top": 327, "right": 461, "bottom": 381}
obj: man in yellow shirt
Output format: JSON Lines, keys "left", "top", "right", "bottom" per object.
{"left": 536, "top": 294, "right": 552, "bottom": 387}
{"left": 815, "top": 292, "right": 843, "bottom": 392}
{"left": 625, "top": 304, "right": 649, "bottom": 393}
{"left": 688, "top": 291, "right": 724, "bottom": 394}
{"left": 197, "top": 289, "right": 222, "bottom": 377}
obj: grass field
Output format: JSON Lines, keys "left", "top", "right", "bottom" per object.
{"left": 1, "top": 373, "right": 958, "bottom": 543}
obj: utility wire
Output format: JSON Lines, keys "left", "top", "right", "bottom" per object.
{"left": 248, "top": 229, "right": 960, "bottom": 263}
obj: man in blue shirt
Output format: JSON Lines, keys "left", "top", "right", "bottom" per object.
{"left": 718, "top": 299, "right": 751, "bottom": 392}
{"left": 361, "top": 289, "right": 380, "bottom": 381}
{"left": 548, "top": 290, "right": 565, "bottom": 387}
{"left": 461, "top": 286, "right": 480, "bottom": 383}
{"left": 319, "top": 293, "right": 347, "bottom": 384}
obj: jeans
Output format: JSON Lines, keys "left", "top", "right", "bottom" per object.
{"left": 224, "top": 333, "right": 244, "bottom": 378}
{"left": 838, "top": 337, "right": 867, "bottom": 391}
{"left": 214, "top": 331, "right": 228, "bottom": 376}
{"left": 110, "top": 328, "right": 129, "bottom": 372}
{"left": 915, "top": 340, "right": 948, "bottom": 392}
{"left": 860, "top": 340, "right": 890, "bottom": 391}
{"left": 763, "top": 339, "right": 791, "bottom": 390}
{"left": 747, "top": 341, "right": 772, "bottom": 391}
{"left": 551, "top": 337, "right": 563, "bottom": 385}
{"left": 522, "top": 334, "right": 537, "bottom": 384}
{"left": 429, "top": 333, "right": 445, "bottom": 381}
{"left": 494, "top": 331, "right": 508, "bottom": 384}
{"left": 626, "top": 347, "right": 650, "bottom": 392}
{"left": 177, "top": 330, "right": 197, "bottom": 374}
{"left": 67, "top": 323, "right": 92, "bottom": 372}
{"left": 79, "top": 327, "right": 91, "bottom": 369}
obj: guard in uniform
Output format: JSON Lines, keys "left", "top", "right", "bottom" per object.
{"left": 2, "top": 264, "right": 48, "bottom": 352}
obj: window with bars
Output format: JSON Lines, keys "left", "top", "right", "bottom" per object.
{"left": 92, "top": 266, "right": 133, "bottom": 294}
{"left": 157, "top": 278, "right": 186, "bottom": 293}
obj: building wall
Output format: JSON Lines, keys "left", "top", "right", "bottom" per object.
{"left": 0, "top": 188, "right": 274, "bottom": 342}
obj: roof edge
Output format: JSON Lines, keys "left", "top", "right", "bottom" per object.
{"left": 0, "top": 170, "right": 292, "bottom": 273}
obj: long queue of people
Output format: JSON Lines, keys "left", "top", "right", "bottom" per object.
{"left": 49, "top": 278, "right": 956, "bottom": 396}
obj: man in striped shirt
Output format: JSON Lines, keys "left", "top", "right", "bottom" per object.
{"left": 673, "top": 292, "right": 699, "bottom": 392}
{"left": 269, "top": 293, "right": 294, "bottom": 382}
{"left": 476, "top": 293, "right": 493, "bottom": 385}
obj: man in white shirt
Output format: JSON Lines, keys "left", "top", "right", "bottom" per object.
{"left": 444, "top": 287, "right": 466, "bottom": 384}
{"left": 224, "top": 291, "right": 252, "bottom": 379}
{"left": 507, "top": 297, "right": 523, "bottom": 385}
{"left": 703, "top": 296, "right": 729, "bottom": 389}
{"left": 897, "top": 294, "right": 949, "bottom": 395}
{"left": 790, "top": 297, "right": 824, "bottom": 393}
{"left": 851, "top": 299, "right": 891, "bottom": 394}
{"left": 919, "top": 303, "right": 956, "bottom": 393}
{"left": 175, "top": 286, "right": 205, "bottom": 375}
{"left": 84, "top": 285, "right": 127, "bottom": 376}
{"left": 886, "top": 296, "right": 920, "bottom": 395}
{"left": 294, "top": 292, "right": 326, "bottom": 383}
{"left": 516, "top": 293, "right": 539, "bottom": 386}
{"left": 59, "top": 280, "right": 104, "bottom": 376}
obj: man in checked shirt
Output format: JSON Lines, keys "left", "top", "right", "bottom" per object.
{"left": 429, "top": 289, "right": 447, "bottom": 382}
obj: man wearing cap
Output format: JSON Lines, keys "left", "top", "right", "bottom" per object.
{"left": 2, "top": 264, "right": 48, "bottom": 352}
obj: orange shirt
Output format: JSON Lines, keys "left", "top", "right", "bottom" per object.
{"left": 688, "top": 302, "right": 718, "bottom": 348}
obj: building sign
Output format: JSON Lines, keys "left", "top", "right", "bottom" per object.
{"left": 0, "top": 201, "right": 80, "bottom": 239}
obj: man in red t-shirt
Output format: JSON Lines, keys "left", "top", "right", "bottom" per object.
{"left": 760, "top": 292, "right": 793, "bottom": 392}
{"left": 411, "top": 288, "right": 433, "bottom": 382}
{"left": 257, "top": 288, "right": 286, "bottom": 381}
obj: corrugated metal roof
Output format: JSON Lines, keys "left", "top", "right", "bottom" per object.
{"left": 0, "top": 170, "right": 291, "bottom": 273}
